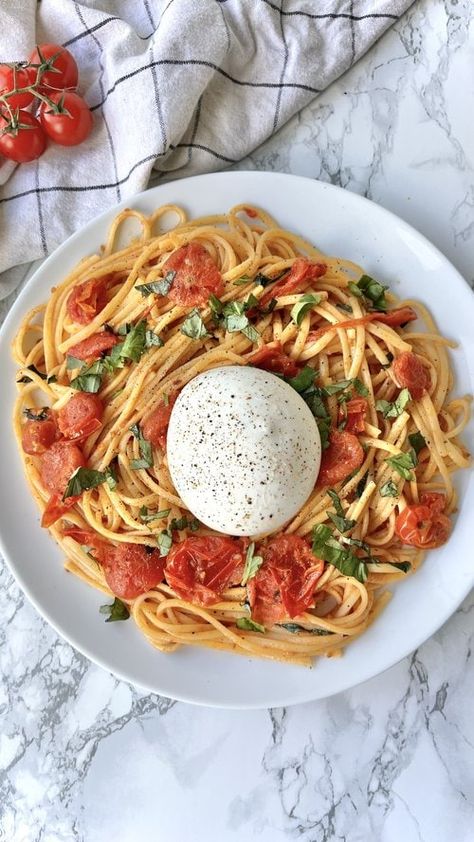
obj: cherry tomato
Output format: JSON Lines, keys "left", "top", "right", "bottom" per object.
{"left": 249, "top": 341, "right": 300, "bottom": 377}
{"left": 41, "top": 493, "right": 80, "bottom": 528}
{"left": 378, "top": 307, "right": 418, "bottom": 328}
{"left": 0, "top": 63, "right": 36, "bottom": 109}
{"left": 67, "top": 277, "right": 111, "bottom": 324}
{"left": 28, "top": 44, "right": 78, "bottom": 92}
{"left": 142, "top": 392, "right": 178, "bottom": 451}
{"left": 67, "top": 331, "right": 121, "bottom": 363}
{"left": 338, "top": 397, "right": 368, "bottom": 434}
{"left": 420, "top": 491, "right": 446, "bottom": 515}
{"left": 101, "top": 543, "right": 165, "bottom": 600}
{"left": 395, "top": 503, "right": 451, "bottom": 549}
{"left": 392, "top": 352, "right": 430, "bottom": 400}
{"left": 248, "top": 535, "right": 324, "bottom": 627}
{"left": 318, "top": 430, "right": 364, "bottom": 487}
{"left": 21, "top": 408, "right": 58, "bottom": 455}
{"left": 307, "top": 307, "right": 418, "bottom": 343}
{"left": 40, "top": 440, "right": 85, "bottom": 495}
{"left": 0, "top": 111, "right": 46, "bottom": 163}
{"left": 39, "top": 91, "right": 93, "bottom": 147}
{"left": 57, "top": 393, "right": 104, "bottom": 441}
{"left": 165, "top": 536, "right": 244, "bottom": 606}
{"left": 260, "top": 258, "right": 326, "bottom": 306}
{"left": 162, "top": 242, "right": 223, "bottom": 306}
{"left": 63, "top": 527, "right": 106, "bottom": 555}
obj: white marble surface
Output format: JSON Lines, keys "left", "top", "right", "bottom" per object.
{"left": 1, "top": 1, "right": 474, "bottom": 840}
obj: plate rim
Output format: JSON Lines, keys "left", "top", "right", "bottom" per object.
{"left": 0, "top": 169, "right": 473, "bottom": 709}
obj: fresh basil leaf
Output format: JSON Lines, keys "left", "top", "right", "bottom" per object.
{"left": 70, "top": 359, "right": 104, "bottom": 393}
{"left": 99, "top": 598, "right": 130, "bottom": 623}
{"left": 241, "top": 323, "right": 260, "bottom": 343}
{"left": 169, "top": 516, "right": 199, "bottom": 532}
{"left": 381, "top": 352, "right": 394, "bottom": 369}
{"left": 349, "top": 274, "right": 388, "bottom": 311}
{"left": 352, "top": 471, "right": 367, "bottom": 497}
{"left": 209, "top": 294, "right": 224, "bottom": 316}
{"left": 408, "top": 431, "right": 426, "bottom": 455}
{"left": 17, "top": 364, "right": 50, "bottom": 383}
{"left": 376, "top": 388, "right": 411, "bottom": 418}
{"left": 226, "top": 312, "right": 248, "bottom": 332}
{"left": 321, "top": 379, "right": 353, "bottom": 396}
{"left": 236, "top": 617, "right": 265, "bottom": 633}
{"left": 255, "top": 297, "right": 277, "bottom": 315}
{"left": 380, "top": 480, "right": 398, "bottom": 498}
{"left": 353, "top": 378, "right": 369, "bottom": 396}
{"left": 336, "top": 302, "right": 353, "bottom": 314}
{"left": 241, "top": 542, "right": 264, "bottom": 586}
{"left": 63, "top": 467, "right": 110, "bottom": 500}
{"left": 135, "top": 270, "right": 176, "bottom": 297}
{"left": 385, "top": 451, "right": 417, "bottom": 481}
{"left": 316, "top": 416, "right": 331, "bottom": 450}
{"left": 162, "top": 392, "right": 169, "bottom": 406}
{"left": 105, "top": 466, "right": 118, "bottom": 491}
{"left": 278, "top": 623, "right": 334, "bottom": 636}
{"left": 120, "top": 321, "right": 147, "bottom": 362}
{"left": 244, "top": 293, "right": 259, "bottom": 310}
{"left": 145, "top": 330, "right": 164, "bottom": 348}
{"left": 287, "top": 366, "right": 316, "bottom": 392}
{"left": 348, "top": 281, "right": 364, "bottom": 298}
{"left": 157, "top": 529, "right": 173, "bottom": 556}
{"left": 233, "top": 276, "right": 250, "bottom": 286}
{"left": 312, "top": 524, "right": 368, "bottom": 583}
{"left": 327, "top": 489, "right": 356, "bottom": 533}
{"left": 181, "top": 309, "right": 210, "bottom": 340}
{"left": 130, "top": 424, "right": 153, "bottom": 470}
{"left": 291, "top": 293, "right": 321, "bottom": 326}
{"left": 386, "top": 561, "right": 411, "bottom": 573}
{"left": 327, "top": 489, "right": 345, "bottom": 518}
{"left": 23, "top": 407, "right": 49, "bottom": 421}
{"left": 254, "top": 269, "right": 288, "bottom": 288}
{"left": 66, "top": 355, "right": 85, "bottom": 371}
{"left": 139, "top": 505, "right": 171, "bottom": 523}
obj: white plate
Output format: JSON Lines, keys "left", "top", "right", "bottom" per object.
{"left": 0, "top": 172, "right": 473, "bottom": 709}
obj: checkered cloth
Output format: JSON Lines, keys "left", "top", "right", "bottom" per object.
{"left": 0, "top": 0, "right": 414, "bottom": 296}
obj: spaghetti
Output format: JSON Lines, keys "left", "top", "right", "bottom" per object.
{"left": 12, "top": 203, "right": 471, "bottom": 666}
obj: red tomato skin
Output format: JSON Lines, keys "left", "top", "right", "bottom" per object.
{"left": 249, "top": 341, "right": 300, "bottom": 377}
{"left": 62, "top": 527, "right": 106, "bottom": 555}
{"left": 102, "top": 543, "right": 165, "bottom": 599}
{"left": 162, "top": 242, "right": 223, "bottom": 306}
{"left": 392, "top": 352, "right": 430, "bottom": 400}
{"left": 0, "top": 64, "right": 36, "bottom": 109}
{"left": 307, "top": 307, "right": 418, "bottom": 344}
{"left": 40, "top": 440, "right": 85, "bottom": 495}
{"left": 28, "top": 44, "right": 78, "bottom": 91}
{"left": 165, "top": 536, "right": 244, "bottom": 606}
{"left": 41, "top": 493, "right": 80, "bottom": 528}
{"left": 0, "top": 111, "right": 46, "bottom": 163}
{"left": 420, "top": 492, "right": 446, "bottom": 515}
{"left": 67, "top": 277, "right": 111, "bottom": 324}
{"left": 57, "top": 393, "right": 104, "bottom": 441}
{"left": 39, "top": 92, "right": 93, "bottom": 146}
{"left": 260, "top": 258, "right": 326, "bottom": 306}
{"left": 67, "top": 331, "right": 121, "bottom": 363}
{"left": 395, "top": 504, "right": 451, "bottom": 549}
{"left": 338, "top": 397, "right": 368, "bottom": 434}
{"left": 248, "top": 535, "right": 324, "bottom": 627}
{"left": 142, "top": 392, "right": 178, "bottom": 451}
{"left": 21, "top": 409, "right": 58, "bottom": 454}
{"left": 317, "top": 430, "right": 364, "bottom": 487}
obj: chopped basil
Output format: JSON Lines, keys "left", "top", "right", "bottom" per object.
{"left": 321, "top": 378, "right": 353, "bottom": 397}
{"left": 241, "top": 322, "right": 260, "bottom": 343}
{"left": 135, "top": 270, "right": 176, "bottom": 297}
{"left": 355, "top": 472, "right": 368, "bottom": 497}
{"left": 119, "top": 321, "right": 148, "bottom": 362}
{"left": 385, "top": 451, "right": 417, "bottom": 481}
{"left": 278, "top": 623, "right": 334, "bottom": 636}
{"left": 348, "top": 274, "right": 388, "bottom": 311}
{"left": 130, "top": 424, "right": 153, "bottom": 470}
{"left": 241, "top": 542, "right": 264, "bottom": 586}
{"left": 105, "top": 466, "right": 118, "bottom": 491}
{"left": 236, "top": 617, "right": 265, "bottom": 633}
{"left": 327, "top": 489, "right": 356, "bottom": 533}
{"left": 70, "top": 359, "right": 103, "bottom": 393}
{"left": 63, "top": 466, "right": 111, "bottom": 500}
{"left": 336, "top": 302, "right": 353, "bottom": 314}
{"left": 99, "top": 598, "right": 130, "bottom": 623}
{"left": 233, "top": 276, "right": 250, "bottom": 286}
{"left": 162, "top": 392, "right": 169, "bottom": 406}
{"left": 312, "top": 524, "right": 368, "bottom": 583}
{"left": 291, "top": 293, "right": 321, "bottom": 327}
{"left": 380, "top": 480, "right": 399, "bottom": 498}
{"left": 17, "top": 364, "right": 54, "bottom": 384}
{"left": 139, "top": 505, "right": 171, "bottom": 523}
{"left": 169, "top": 515, "right": 199, "bottom": 532}
{"left": 157, "top": 530, "right": 173, "bottom": 556}
{"left": 408, "top": 431, "right": 426, "bottom": 455}
{"left": 23, "top": 407, "right": 49, "bottom": 421}
{"left": 66, "top": 355, "right": 85, "bottom": 371}
{"left": 376, "top": 388, "right": 411, "bottom": 418}
{"left": 209, "top": 294, "right": 223, "bottom": 316}
{"left": 283, "top": 366, "right": 331, "bottom": 449}
{"left": 381, "top": 352, "right": 394, "bottom": 369}
{"left": 180, "top": 309, "right": 210, "bottom": 340}
{"left": 353, "top": 378, "right": 369, "bottom": 396}
{"left": 145, "top": 329, "right": 164, "bottom": 348}
{"left": 254, "top": 269, "right": 288, "bottom": 288}
{"left": 287, "top": 365, "right": 316, "bottom": 392}
{"left": 386, "top": 561, "right": 411, "bottom": 573}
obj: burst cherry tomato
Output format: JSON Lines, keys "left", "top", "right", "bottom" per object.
{"left": 249, "top": 341, "right": 300, "bottom": 377}
{"left": 420, "top": 491, "right": 446, "bottom": 515}
{"left": 57, "top": 393, "right": 104, "bottom": 441}
{"left": 40, "top": 440, "right": 85, "bottom": 496}
{"left": 142, "top": 392, "right": 178, "bottom": 451}
{"left": 338, "top": 397, "right": 368, "bottom": 434}
{"left": 395, "top": 500, "right": 451, "bottom": 549}
{"left": 67, "top": 331, "right": 121, "bottom": 363}
{"left": 165, "top": 536, "right": 244, "bottom": 606}
{"left": 39, "top": 91, "right": 93, "bottom": 146}
{"left": 0, "top": 63, "right": 36, "bottom": 109}
{"left": 63, "top": 527, "right": 106, "bottom": 555}
{"left": 247, "top": 535, "right": 324, "bottom": 627}
{"left": 392, "top": 352, "right": 430, "bottom": 400}
{"left": 67, "top": 277, "right": 111, "bottom": 324}
{"left": 101, "top": 543, "right": 165, "bottom": 600}
{"left": 260, "top": 258, "right": 326, "bottom": 306}
{"left": 0, "top": 111, "right": 46, "bottom": 162}
{"left": 41, "top": 493, "right": 80, "bottom": 528}
{"left": 28, "top": 44, "right": 78, "bottom": 92}
{"left": 317, "top": 430, "right": 365, "bottom": 487}
{"left": 21, "top": 408, "right": 58, "bottom": 455}
{"left": 162, "top": 242, "right": 223, "bottom": 306}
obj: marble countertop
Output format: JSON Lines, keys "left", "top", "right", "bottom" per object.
{"left": 1, "top": 1, "right": 473, "bottom": 840}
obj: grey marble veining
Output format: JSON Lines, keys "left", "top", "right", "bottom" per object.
{"left": 1, "top": 1, "right": 473, "bottom": 840}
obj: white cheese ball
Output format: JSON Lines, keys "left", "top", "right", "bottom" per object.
{"left": 166, "top": 365, "right": 321, "bottom": 537}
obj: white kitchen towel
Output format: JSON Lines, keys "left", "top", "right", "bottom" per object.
{"left": 0, "top": 0, "right": 414, "bottom": 295}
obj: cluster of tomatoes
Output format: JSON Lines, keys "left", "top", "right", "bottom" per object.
{"left": 0, "top": 43, "right": 93, "bottom": 163}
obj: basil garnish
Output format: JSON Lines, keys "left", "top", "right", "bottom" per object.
{"left": 385, "top": 450, "right": 417, "bottom": 481}
{"left": 180, "top": 309, "right": 210, "bottom": 340}
{"left": 312, "top": 524, "right": 368, "bottom": 583}
{"left": 376, "top": 388, "right": 411, "bottom": 418}
{"left": 157, "top": 530, "right": 173, "bottom": 557}
{"left": 241, "top": 542, "right": 264, "bottom": 586}
{"left": 380, "top": 480, "right": 399, "bottom": 498}
{"left": 130, "top": 424, "right": 153, "bottom": 470}
{"left": 139, "top": 506, "right": 171, "bottom": 523}
{"left": 327, "top": 489, "right": 356, "bottom": 533}
{"left": 63, "top": 466, "right": 115, "bottom": 500}
{"left": 135, "top": 270, "right": 176, "bottom": 297}
{"left": 348, "top": 274, "right": 388, "bottom": 311}
{"left": 290, "top": 293, "right": 321, "bottom": 326}
{"left": 408, "top": 431, "right": 426, "bottom": 455}
{"left": 17, "top": 364, "right": 56, "bottom": 384}
{"left": 236, "top": 617, "right": 265, "bottom": 633}
{"left": 99, "top": 598, "right": 130, "bottom": 623}
{"left": 278, "top": 623, "right": 334, "bottom": 636}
